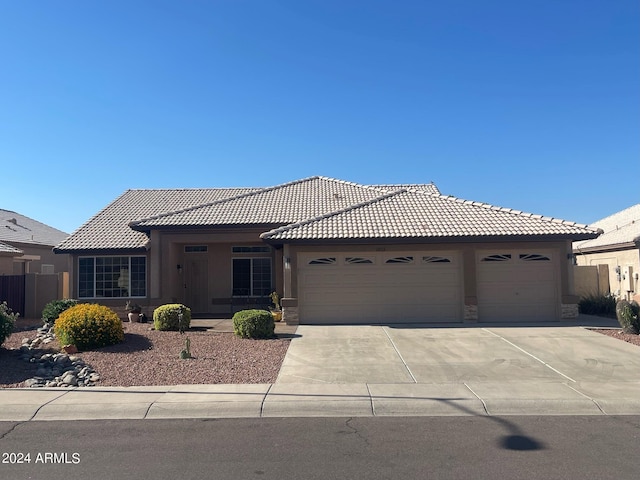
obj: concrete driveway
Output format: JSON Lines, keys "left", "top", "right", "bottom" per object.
{"left": 274, "top": 317, "right": 640, "bottom": 415}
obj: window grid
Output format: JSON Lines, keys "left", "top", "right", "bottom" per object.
{"left": 78, "top": 256, "right": 146, "bottom": 298}
{"left": 232, "top": 258, "right": 272, "bottom": 296}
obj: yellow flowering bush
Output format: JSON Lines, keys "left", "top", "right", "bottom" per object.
{"left": 54, "top": 304, "right": 124, "bottom": 351}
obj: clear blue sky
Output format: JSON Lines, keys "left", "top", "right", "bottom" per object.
{"left": 1, "top": 0, "right": 638, "bottom": 234}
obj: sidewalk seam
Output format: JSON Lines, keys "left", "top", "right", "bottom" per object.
{"left": 463, "top": 383, "right": 489, "bottom": 416}
{"left": 260, "top": 384, "right": 273, "bottom": 417}
{"left": 564, "top": 383, "right": 607, "bottom": 415}
{"left": 365, "top": 384, "right": 375, "bottom": 416}
{"left": 29, "top": 389, "right": 74, "bottom": 421}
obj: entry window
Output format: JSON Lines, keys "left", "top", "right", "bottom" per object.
{"left": 79, "top": 256, "right": 146, "bottom": 298}
{"left": 232, "top": 258, "right": 271, "bottom": 296}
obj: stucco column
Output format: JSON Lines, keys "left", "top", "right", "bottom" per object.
{"left": 281, "top": 243, "right": 299, "bottom": 325}
{"left": 560, "top": 241, "right": 579, "bottom": 318}
{"left": 462, "top": 247, "right": 478, "bottom": 321}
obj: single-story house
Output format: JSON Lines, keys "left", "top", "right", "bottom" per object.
{"left": 573, "top": 204, "right": 640, "bottom": 301}
{"left": 1, "top": 209, "right": 71, "bottom": 317}
{"left": 0, "top": 209, "right": 69, "bottom": 275}
{"left": 54, "top": 176, "right": 599, "bottom": 324}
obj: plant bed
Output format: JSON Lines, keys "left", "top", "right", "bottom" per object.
{"left": 591, "top": 328, "right": 640, "bottom": 347}
{"left": 1, "top": 322, "right": 290, "bottom": 388}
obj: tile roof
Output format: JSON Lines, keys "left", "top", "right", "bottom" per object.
{"left": 54, "top": 188, "right": 259, "bottom": 252}
{"left": 55, "top": 176, "right": 599, "bottom": 252}
{"left": 573, "top": 204, "right": 640, "bottom": 252}
{"left": 261, "top": 189, "right": 599, "bottom": 241}
{"left": 129, "top": 177, "right": 388, "bottom": 229}
{"left": 0, "top": 209, "right": 69, "bottom": 247}
{"left": 0, "top": 240, "right": 23, "bottom": 255}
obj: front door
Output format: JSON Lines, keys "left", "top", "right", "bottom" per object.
{"left": 184, "top": 254, "right": 209, "bottom": 314}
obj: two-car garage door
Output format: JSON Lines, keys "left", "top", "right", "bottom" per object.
{"left": 298, "top": 252, "right": 462, "bottom": 324}
{"left": 297, "top": 249, "right": 559, "bottom": 324}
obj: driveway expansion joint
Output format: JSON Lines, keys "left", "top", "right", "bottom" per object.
{"left": 482, "top": 328, "right": 577, "bottom": 383}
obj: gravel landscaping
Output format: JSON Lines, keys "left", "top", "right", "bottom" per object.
{"left": 1, "top": 318, "right": 638, "bottom": 389}
{"left": 0, "top": 319, "right": 291, "bottom": 388}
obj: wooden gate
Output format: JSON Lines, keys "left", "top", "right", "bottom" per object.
{"left": 0, "top": 275, "right": 25, "bottom": 316}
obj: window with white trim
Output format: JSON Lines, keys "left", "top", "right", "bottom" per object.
{"left": 79, "top": 256, "right": 146, "bottom": 298}
{"left": 232, "top": 258, "right": 271, "bottom": 296}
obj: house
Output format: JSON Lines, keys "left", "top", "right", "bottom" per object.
{"left": 1, "top": 209, "right": 71, "bottom": 317}
{"left": 0, "top": 209, "right": 69, "bottom": 275}
{"left": 53, "top": 176, "right": 598, "bottom": 324}
{"left": 573, "top": 204, "right": 640, "bottom": 302}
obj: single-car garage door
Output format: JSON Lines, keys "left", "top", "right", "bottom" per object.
{"left": 477, "top": 251, "right": 558, "bottom": 322}
{"left": 298, "top": 251, "right": 462, "bottom": 324}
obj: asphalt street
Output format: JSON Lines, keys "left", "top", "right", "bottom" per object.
{"left": 1, "top": 416, "right": 639, "bottom": 480}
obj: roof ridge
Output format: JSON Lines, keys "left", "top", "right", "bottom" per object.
{"left": 590, "top": 203, "right": 640, "bottom": 230}
{"left": 408, "top": 189, "right": 597, "bottom": 231}
{"left": 128, "top": 177, "right": 323, "bottom": 226}
{"left": 315, "top": 176, "right": 399, "bottom": 195}
{"left": 260, "top": 189, "right": 405, "bottom": 239}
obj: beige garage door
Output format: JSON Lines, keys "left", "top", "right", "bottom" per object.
{"left": 477, "top": 251, "right": 558, "bottom": 322}
{"left": 298, "top": 252, "right": 462, "bottom": 324}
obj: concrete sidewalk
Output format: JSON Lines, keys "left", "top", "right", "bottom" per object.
{"left": 2, "top": 315, "right": 639, "bottom": 421}
{"left": 1, "top": 379, "right": 639, "bottom": 421}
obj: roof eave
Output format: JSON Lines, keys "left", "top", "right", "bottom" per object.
{"left": 53, "top": 246, "right": 149, "bottom": 255}
{"left": 262, "top": 233, "right": 599, "bottom": 245}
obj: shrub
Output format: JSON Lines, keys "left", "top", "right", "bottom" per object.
{"left": 615, "top": 299, "right": 640, "bottom": 335}
{"left": 233, "top": 309, "right": 275, "bottom": 339}
{"left": 1, "top": 301, "right": 19, "bottom": 347}
{"left": 153, "top": 304, "right": 191, "bottom": 331}
{"left": 578, "top": 293, "right": 617, "bottom": 316}
{"left": 42, "top": 298, "right": 78, "bottom": 326}
{"left": 54, "top": 304, "right": 124, "bottom": 350}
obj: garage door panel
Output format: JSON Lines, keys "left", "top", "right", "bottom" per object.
{"left": 477, "top": 251, "right": 558, "bottom": 322}
{"left": 298, "top": 251, "right": 462, "bottom": 324}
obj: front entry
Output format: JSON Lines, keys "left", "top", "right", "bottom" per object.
{"left": 184, "top": 253, "right": 209, "bottom": 314}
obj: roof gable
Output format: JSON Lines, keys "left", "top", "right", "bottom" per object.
{"left": 0, "top": 209, "right": 68, "bottom": 247}
{"left": 54, "top": 187, "right": 259, "bottom": 252}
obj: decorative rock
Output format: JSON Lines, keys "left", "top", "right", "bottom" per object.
{"left": 62, "top": 344, "right": 78, "bottom": 354}
{"left": 17, "top": 322, "right": 100, "bottom": 388}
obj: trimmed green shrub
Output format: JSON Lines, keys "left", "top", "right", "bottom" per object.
{"left": 1, "top": 301, "right": 19, "bottom": 347}
{"left": 153, "top": 304, "right": 191, "bottom": 331}
{"left": 54, "top": 303, "right": 124, "bottom": 350}
{"left": 42, "top": 298, "right": 78, "bottom": 326}
{"left": 615, "top": 299, "right": 640, "bottom": 335}
{"left": 233, "top": 309, "right": 275, "bottom": 339}
{"left": 578, "top": 293, "right": 617, "bottom": 316}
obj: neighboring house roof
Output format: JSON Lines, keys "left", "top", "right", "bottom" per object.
{"left": 54, "top": 176, "right": 599, "bottom": 253}
{"left": 261, "top": 189, "right": 598, "bottom": 242}
{"left": 0, "top": 240, "right": 23, "bottom": 255}
{"left": 54, "top": 188, "right": 260, "bottom": 252}
{"left": 0, "top": 209, "right": 68, "bottom": 247}
{"left": 573, "top": 204, "right": 640, "bottom": 253}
